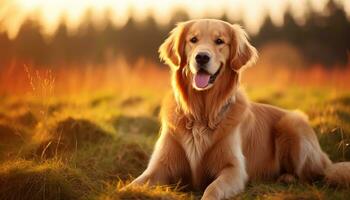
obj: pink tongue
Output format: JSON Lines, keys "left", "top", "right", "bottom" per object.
{"left": 194, "top": 72, "right": 211, "bottom": 88}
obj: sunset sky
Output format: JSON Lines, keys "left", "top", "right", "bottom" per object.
{"left": 0, "top": 0, "right": 349, "bottom": 39}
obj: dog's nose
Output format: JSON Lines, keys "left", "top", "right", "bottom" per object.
{"left": 195, "top": 52, "right": 210, "bottom": 66}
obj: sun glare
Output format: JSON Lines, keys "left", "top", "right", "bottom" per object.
{"left": 0, "top": 0, "right": 349, "bottom": 39}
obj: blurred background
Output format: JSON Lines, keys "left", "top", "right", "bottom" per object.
{"left": 0, "top": 0, "right": 349, "bottom": 95}
{"left": 1, "top": 1, "right": 350, "bottom": 199}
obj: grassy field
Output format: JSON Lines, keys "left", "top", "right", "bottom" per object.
{"left": 1, "top": 65, "right": 350, "bottom": 200}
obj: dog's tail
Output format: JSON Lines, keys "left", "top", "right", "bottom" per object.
{"left": 324, "top": 162, "right": 350, "bottom": 187}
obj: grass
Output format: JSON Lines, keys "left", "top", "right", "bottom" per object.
{"left": 0, "top": 67, "right": 350, "bottom": 199}
{"left": 0, "top": 159, "right": 94, "bottom": 200}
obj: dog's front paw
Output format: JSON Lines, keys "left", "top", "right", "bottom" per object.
{"left": 201, "top": 196, "right": 219, "bottom": 200}
{"left": 201, "top": 194, "right": 218, "bottom": 200}
{"left": 201, "top": 188, "right": 219, "bottom": 200}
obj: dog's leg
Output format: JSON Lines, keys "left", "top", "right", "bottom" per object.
{"left": 202, "top": 133, "right": 248, "bottom": 200}
{"left": 128, "top": 128, "right": 190, "bottom": 187}
{"left": 275, "top": 112, "right": 332, "bottom": 182}
{"left": 201, "top": 164, "right": 247, "bottom": 200}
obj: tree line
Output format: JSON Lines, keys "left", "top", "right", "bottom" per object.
{"left": 0, "top": 0, "right": 349, "bottom": 68}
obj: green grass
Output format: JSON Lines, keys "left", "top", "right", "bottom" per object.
{"left": 0, "top": 86, "right": 350, "bottom": 200}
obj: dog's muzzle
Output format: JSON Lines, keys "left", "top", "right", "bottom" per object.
{"left": 193, "top": 63, "right": 222, "bottom": 89}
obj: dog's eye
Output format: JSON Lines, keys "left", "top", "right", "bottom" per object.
{"left": 190, "top": 37, "right": 198, "bottom": 43}
{"left": 215, "top": 38, "right": 224, "bottom": 45}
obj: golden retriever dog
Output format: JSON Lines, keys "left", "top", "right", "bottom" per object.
{"left": 128, "top": 19, "right": 350, "bottom": 200}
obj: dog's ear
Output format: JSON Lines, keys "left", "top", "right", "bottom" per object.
{"left": 229, "top": 24, "right": 258, "bottom": 71}
{"left": 159, "top": 22, "right": 191, "bottom": 70}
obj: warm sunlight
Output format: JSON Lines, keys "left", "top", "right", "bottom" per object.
{"left": 1, "top": 1, "right": 350, "bottom": 199}
{"left": 1, "top": 0, "right": 349, "bottom": 39}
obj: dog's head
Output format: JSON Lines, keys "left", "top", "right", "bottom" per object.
{"left": 159, "top": 19, "right": 258, "bottom": 91}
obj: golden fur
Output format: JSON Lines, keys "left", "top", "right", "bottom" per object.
{"left": 127, "top": 19, "right": 350, "bottom": 200}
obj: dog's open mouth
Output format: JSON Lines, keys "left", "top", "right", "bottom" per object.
{"left": 193, "top": 65, "right": 222, "bottom": 89}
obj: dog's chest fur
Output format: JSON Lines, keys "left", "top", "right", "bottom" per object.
{"left": 179, "top": 121, "right": 214, "bottom": 186}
